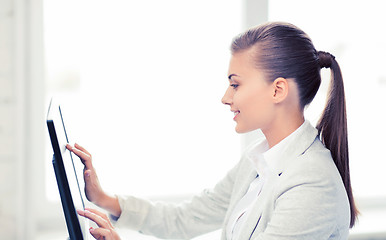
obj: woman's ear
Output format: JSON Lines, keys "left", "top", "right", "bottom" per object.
{"left": 272, "top": 77, "right": 289, "bottom": 103}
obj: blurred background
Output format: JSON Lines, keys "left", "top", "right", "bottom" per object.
{"left": 1, "top": 0, "right": 385, "bottom": 239}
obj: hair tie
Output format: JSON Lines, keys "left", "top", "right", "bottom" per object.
{"left": 318, "top": 51, "right": 335, "bottom": 68}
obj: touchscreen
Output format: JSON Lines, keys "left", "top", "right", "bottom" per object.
{"left": 47, "top": 99, "right": 90, "bottom": 239}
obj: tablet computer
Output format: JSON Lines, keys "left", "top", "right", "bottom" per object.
{"left": 46, "top": 98, "right": 90, "bottom": 240}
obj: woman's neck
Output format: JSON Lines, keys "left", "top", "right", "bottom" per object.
{"left": 262, "top": 114, "right": 305, "bottom": 149}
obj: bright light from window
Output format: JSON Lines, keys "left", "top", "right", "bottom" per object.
{"left": 44, "top": 0, "right": 243, "bottom": 201}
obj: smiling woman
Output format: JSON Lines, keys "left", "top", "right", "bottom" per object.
{"left": 8, "top": 0, "right": 383, "bottom": 239}
{"left": 63, "top": 21, "right": 356, "bottom": 240}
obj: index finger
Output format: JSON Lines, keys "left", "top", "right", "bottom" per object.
{"left": 66, "top": 144, "right": 92, "bottom": 169}
{"left": 74, "top": 143, "right": 91, "bottom": 156}
{"left": 85, "top": 208, "right": 114, "bottom": 229}
{"left": 77, "top": 209, "right": 110, "bottom": 229}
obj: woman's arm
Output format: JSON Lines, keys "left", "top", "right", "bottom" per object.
{"left": 96, "top": 194, "right": 121, "bottom": 218}
{"left": 113, "top": 160, "right": 242, "bottom": 239}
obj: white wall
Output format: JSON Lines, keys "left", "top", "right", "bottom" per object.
{"left": 0, "top": 0, "right": 47, "bottom": 239}
{"left": 0, "top": 0, "right": 21, "bottom": 238}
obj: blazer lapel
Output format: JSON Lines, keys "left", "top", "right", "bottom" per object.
{"left": 222, "top": 168, "right": 257, "bottom": 240}
{"left": 229, "top": 169, "right": 257, "bottom": 213}
{"left": 237, "top": 172, "right": 279, "bottom": 240}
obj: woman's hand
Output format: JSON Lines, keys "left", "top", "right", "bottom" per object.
{"left": 66, "top": 143, "right": 106, "bottom": 205}
{"left": 78, "top": 208, "right": 121, "bottom": 240}
{"left": 67, "top": 143, "right": 122, "bottom": 217}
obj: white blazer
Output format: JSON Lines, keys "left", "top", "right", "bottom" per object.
{"left": 113, "top": 121, "right": 350, "bottom": 240}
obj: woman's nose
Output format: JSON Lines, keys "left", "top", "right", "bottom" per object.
{"left": 221, "top": 87, "right": 232, "bottom": 105}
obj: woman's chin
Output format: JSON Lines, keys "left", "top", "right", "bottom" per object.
{"left": 235, "top": 126, "right": 248, "bottom": 134}
{"left": 235, "top": 124, "right": 259, "bottom": 134}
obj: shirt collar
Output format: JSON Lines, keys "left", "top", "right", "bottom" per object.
{"left": 246, "top": 120, "right": 318, "bottom": 177}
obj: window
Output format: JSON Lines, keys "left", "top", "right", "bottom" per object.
{"left": 44, "top": 0, "right": 243, "bottom": 202}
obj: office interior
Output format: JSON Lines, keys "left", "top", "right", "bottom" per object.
{"left": 0, "top": 0, "right": 385, "bottom": 239}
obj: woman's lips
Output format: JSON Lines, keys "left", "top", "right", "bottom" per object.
{"left": 233, "top": 111, "right": 240, "bottom": 120}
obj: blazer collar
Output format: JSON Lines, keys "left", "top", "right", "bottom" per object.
{"left": 246, "top": 120, "right": 319, "bottom": 177}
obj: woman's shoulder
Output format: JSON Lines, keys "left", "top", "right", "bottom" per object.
{"left": 280, "top": 137, "right": 343, "bottom": 186}
{"left": 294, "top": 137, "right": 333, "bottom": 167}
{"left": 275, "top": 137, "right": 350, "bottom": 226}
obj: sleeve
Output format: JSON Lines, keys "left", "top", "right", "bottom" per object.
{"left": 253, "top": 154, "right": 350, "bottom": 240}
{"left": 111, "top": 160, "right": 242, "bottom": 239}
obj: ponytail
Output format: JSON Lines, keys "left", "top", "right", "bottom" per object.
{"left": 316, "top": 51, "right": 358, "bottom": 227}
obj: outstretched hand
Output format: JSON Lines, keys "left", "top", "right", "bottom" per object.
{"left": 78, "top": 208, "right": 121, "bottom": 240}
{"left": 66, "top": 143, "right": 106, "bottom": 205}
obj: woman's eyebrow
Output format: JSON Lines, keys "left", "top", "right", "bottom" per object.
{"left": 228, "top": 74, "right": 239, "bottom": 80}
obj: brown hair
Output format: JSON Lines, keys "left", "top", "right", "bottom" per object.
{"left": 231, "top": 22, "right": 358, "bottom": 227}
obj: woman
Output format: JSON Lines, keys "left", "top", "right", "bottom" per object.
{"left": 67, "top": 22, "right": 358, "bottom": 240}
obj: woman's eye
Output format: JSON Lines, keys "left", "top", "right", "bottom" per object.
{"left": 230, "top": 84, "right": 239, "bottom": 89}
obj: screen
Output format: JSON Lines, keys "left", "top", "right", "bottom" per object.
{"left": 47, "top": 98, "right": 90, "bottom": 240}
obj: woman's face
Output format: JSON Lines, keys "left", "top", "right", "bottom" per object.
{"left": 222, "top": 48, "right": 275, "bottom": 133}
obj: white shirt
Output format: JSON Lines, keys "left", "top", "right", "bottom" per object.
{"left": 226, "top": 121, "right": 307, "bottom": 240}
